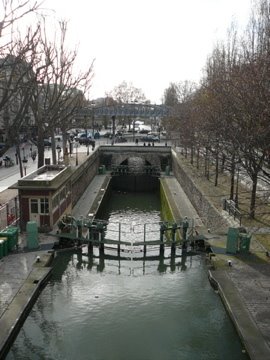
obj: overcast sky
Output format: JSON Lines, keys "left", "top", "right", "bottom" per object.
{"left": 43, "top": 0, "right": 253, "bottom": 103}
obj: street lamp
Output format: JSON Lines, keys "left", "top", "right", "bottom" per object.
{"left": 22, "top": 147, "right": 28, "bottom": 166}
{"left": 111, "top": 115, "right": 116, "bottom": 145}
{"left": 22, "top": 147, "right": 26, "bottom": 162}
{"left": 56, "top": 145, "right": 61, "bottom": 164}
{"left": 75, "top": 143, "right": 78, "bottom": 166}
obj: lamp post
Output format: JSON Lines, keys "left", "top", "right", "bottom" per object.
{"left": 133, "top": 120, "right": 135, "bottom": 142}
{"left": 75, "top": 143, "right": 78, "bottom": 166}
{"left": 22, "top": 147, "right": 28, "bottom": 169}
{"left": 22, "top": 154, "right": 28, "bottom": 175}
{"left": 56, "top": 145, "right": 61, "bottom": 164}
{"left": 111, "top": 115, "right": 116, "bottom": 145}
{"left": 22, "top": 147, "right": 26, "bottom": 162}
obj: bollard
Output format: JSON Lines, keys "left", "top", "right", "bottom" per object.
{"left": 160, "top": 222, "right": 167, "bottom": 255}
{"left": 171, "top": 223, "right": 177, "bottom": 253}
{"left": 182, "top": 217, "right": 189, "bottom": 241}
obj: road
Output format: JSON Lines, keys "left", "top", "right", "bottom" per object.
{"left": 0, "top": 136, "right": 169, "bottom": 192}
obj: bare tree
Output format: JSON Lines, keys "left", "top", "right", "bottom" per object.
{"left": 107, "top": 81, "right": 148, "bottom": 130}
{"left": 28, "top": 19, "right": 94, "bottom": 167}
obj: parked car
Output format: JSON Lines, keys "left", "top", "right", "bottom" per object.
{"left": 44, "top": 139, "right": 52, "bottom": 147}
{"left": 103, "top": 132, "right": 112, "bottom": 138}
{"left": 139, "top": 129, "right": 150, "bottom": 134}
{"left": 140, "top": 135, "right": 160, "bottom": 142}
{"left": 115, "top": 136, "right": 127, "bottom": 143}
{"left": 79, "top": 135, "right": 95, "bottom": 146}
{"left": 75, "top": 132, "right": 92, "bottom": 142}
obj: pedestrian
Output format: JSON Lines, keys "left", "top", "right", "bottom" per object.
{"left": 0, "top": 156, "right": 2, "bottom": 167}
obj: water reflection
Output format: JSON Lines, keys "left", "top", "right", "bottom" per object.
{"left": 70, "top": 248, "right": 189, "bottom": 276}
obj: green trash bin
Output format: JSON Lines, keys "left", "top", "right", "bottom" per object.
{"left": 239, "top": 233, "right": 251, "bottom": 253}
{"left": 98, "top": 165, "right": 106, "bottom": 174}
{"left": 0, "top": 239, "right": 4, "bottom": 259}
{"left": 8, "top": 226, "right": 19, "bottom": 249}
{"left": 0, "top": 226, "right": 19, "bottom": 252}
{"left": 226, "top": 227, "right": 239, "bottom": 254}
{"left": 0, "top": 232, "right": 12, "bottom": 252}
{"left": 1, "top": 238, "right": 8, "bottom": 256}
{"left": 26, "top": 221, "right": 39, "bottom": 250}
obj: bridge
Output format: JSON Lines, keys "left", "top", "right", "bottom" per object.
{"left": 78, "top": 103, "right": 170, "bottom": 118}
{"left": 98, "top": 145, "right": 172, "bottom": 173}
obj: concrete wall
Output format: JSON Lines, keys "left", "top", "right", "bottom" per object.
{"left": 71, "top": 151, "right": 100, "bottom": 207}
{"left": 69, "top": 146, "right": 230, "bottom": 233}
{"left": 171, "top": 149, "right": 230, "bottom": 233}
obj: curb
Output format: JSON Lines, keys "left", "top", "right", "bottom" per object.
{"left": 208, "top": 269, "right": 270, "bottom": 360}
{"left": 0, "top": 252, "right": 54, "bottom": 359}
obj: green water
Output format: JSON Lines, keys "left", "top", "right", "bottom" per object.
{"left": 7, "top": 191, "right": 249, "bottom": 360}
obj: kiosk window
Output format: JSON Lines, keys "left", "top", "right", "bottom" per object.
{"left": 30, "top": 199, "right": 38, "bottom": 213}
{"left": 40, "top": 198, "right": 49, "bottom": 214}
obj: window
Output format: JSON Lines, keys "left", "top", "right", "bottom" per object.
{"left": 52, "top": 194, "right": 59, "bottom": 210}
{"left": 30, "top": 199, "right": 38, "bottom": 213}
{"left": 40, "top": 198, "right": 49, "bottom": 214}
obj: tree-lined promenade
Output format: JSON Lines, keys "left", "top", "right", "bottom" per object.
{"left": 163, "top": 0, "right": 270, "bottom": 220}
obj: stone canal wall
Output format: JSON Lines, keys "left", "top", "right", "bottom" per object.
{"left": 69, "top": 147, "right": 229, "bottom": 233}
{"left": 171, "top": 149, "right": 230, "bottom": 233}
{"left": 71, "top": 151, "right": 100, "bottom": 207}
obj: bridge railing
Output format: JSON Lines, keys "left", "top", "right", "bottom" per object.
{"left": 111, "top": 165, "right": 161, "bottom": 176}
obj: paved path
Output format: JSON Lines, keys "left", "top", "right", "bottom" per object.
{"left": 209, "top": 259, "right": 270, "bottom": 360}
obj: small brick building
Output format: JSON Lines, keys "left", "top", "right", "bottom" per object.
{"left": 11, "top": 164, "right": 73, "bottom": 231}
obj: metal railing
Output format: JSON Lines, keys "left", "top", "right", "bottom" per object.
{"left": 223, "top": 199, "right": 242, "bottom": 225}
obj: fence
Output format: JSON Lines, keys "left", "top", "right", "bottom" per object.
{"left": 223, "top": 199, "right": 242, "bottom": 225}
{"left": 0, "top": 196, "right": 20, "bottom": 230}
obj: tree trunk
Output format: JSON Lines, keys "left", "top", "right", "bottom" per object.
{"left": 221, "top": 153, "right": 226, "bottom": 173}
{"left": 16, "top": 144, "right": 23, "bottom": 178}
{"left": 214, "top": 151, "right": 219, "bottom": 186}
{"left": 205, "top": 147, "right": 210, "bottom": 180}
{"left": 190, "top": 145, "right": 194, "bottom": 165}
{"left": 230, "top": 160, "right": 235, "bottom": 200}
{"left": 250, "top": 174, "right": 258, "bottom": 219}
{"left": 50, "top": 129, "right": 57, "bottom": 165}
{"left": 37, "top": 125, "right": 45, "bottom": 168}
{"left": 196, "top": 148, "right": 200, "bottom": 169}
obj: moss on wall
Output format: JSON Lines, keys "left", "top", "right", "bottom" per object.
{"left": 160, "top": 181, "right": 174, "bottom": 223}
{"left": 160, "top": 180, "right": 182, "bottom": 243}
